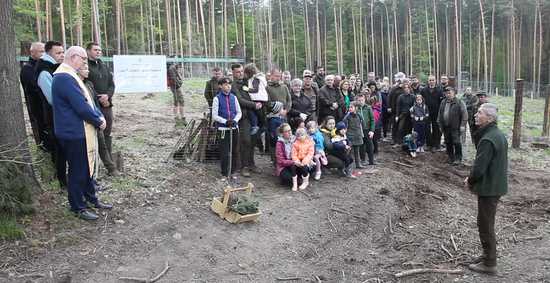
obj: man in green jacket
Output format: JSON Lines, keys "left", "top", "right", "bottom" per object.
{"left": 464, "top": 103, "right": 508, "bottom": 275}
{"left": 266, "top": 68, "right": 292, "bottom": 111}
{"left": 355, "top": 94, "right": 376, "bottom": 166}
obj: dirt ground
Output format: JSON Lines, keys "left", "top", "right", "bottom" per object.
{"left": 1, "top": 83, "right": 550, "bottom": 283}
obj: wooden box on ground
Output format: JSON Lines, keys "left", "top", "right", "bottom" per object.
{"left": 210, "top": 183, "right": 261, "bottom": 224}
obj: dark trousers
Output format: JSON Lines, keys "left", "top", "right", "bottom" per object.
{"left": 382, "top": 111, "right": 391, "bottom": 138}
{"left": 57, "top": 138, "right": 99, "bottom": 212}
{"left": 426, "top": 118, "right": 442, "bottom": 148}
{"left": 98, "top": 130, "right": 117, "bottom": 172}
{"left": 373, "top": 128, "right": 381, "bottom": 154}
{"left": 443, "top": 128, "right": 462, "bottom": 161}
{"left": 53, "top": 139, "right": 68, "bottom": 188}
{"left": 333, "top": 150, "right": 353, "bottom": 167}
{"left": 360, "top": 136, "right": 374, "bottom": 165}
{"left": 325, "top": 154, "right": 345, "bottom": 170}
{"left": 352, "top": 145, "right": 362, "bottom": 167}
{"left": 238, "top": 119, "right": 256, "bottom": 169}
{"left": 397, "top": 114, "right": 413, "bottom": 143}
{"left": 414, "top": 122, "right": 427, "bottom": 147}
{"left": 279, "top": 165, "right": 310, "bottom": 186}
{"left": 100, "top": 107, "right": 113, "bottom": 137}
{"left": 477, "top": 196, "right": 500, "bottom": 267}
{"left": 218, "top": 129, "right": 239, "bottom": 177}
{"left": 391, "top": 114, "right": 399, "bottom": 144}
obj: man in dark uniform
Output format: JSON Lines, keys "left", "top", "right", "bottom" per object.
{"left": 86, "top": 42, "right": 117, "bottom": 171}
{"left": 20, "top": 42, "right": 45, "bottom": 146}
{"left": 465, "top": 103, "right": 508, "bottom": 275}
{"left": 438, "top": 87, "right": 468, "bottom": 165}
{"left": 421, "top": 75, "right": 445, "bottom": 151}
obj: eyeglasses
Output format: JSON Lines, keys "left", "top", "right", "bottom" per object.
{"left": 74, "top": 55, "right": 87, "bottom": 61}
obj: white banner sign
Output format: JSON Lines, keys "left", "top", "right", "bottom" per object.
{"left": 113, "top": 55, "right": 167, "bottom": 93}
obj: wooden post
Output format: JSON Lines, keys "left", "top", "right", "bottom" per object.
{"left": 512, "top": 79, "right": 524, "bottom": 148}
{"left": 542, "top": 85, "right": 550, "bottom": 137}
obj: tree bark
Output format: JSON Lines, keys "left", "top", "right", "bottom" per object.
{"left": 34, "top": 0, "right": 42, "bottom": 42}
{"left": 75, "top": 0, "right": 83, "bottom": 46}
{"left": 0, "top": 0, "right": 37, "bottom": 208}
{"left": 489, "top": 0, "right": 495, "bottom": 93}
{"left": 479, "top": 0, "right": 488, "bottom": 91}
{"left": 45, "top": 0, "right": 52, "bottom": 40}
{"left": 166, "top": 0, "right": 173, "bottom": 55}
{"left": 59, "top": 0, "right": 66, "bottom": 47}
{"left": 512, "top": 79, "right": 524, "bottom": 148}
{"left": 210, "top": 0, "right": 216, "bottom": 57}
{"left": 116, "top": 0, "right": 122, "bottom": 54}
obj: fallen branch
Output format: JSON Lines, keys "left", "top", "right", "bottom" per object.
{"left": 119, "top": 261, "right": 170, "bottom": 282}
{"left": 518, "top": 235, "right": 543, "bottom": 242}
{"left": 299, "top": 190, "right": 312, "bottom": 199}
{"left": 496, "top": 219, "right": 519, "bottom": 235}
{"left": 418, "top": 191, "right": 444, "bottom": 201}
{"left": 392, "top": 161, "right": 414, "bottom": 168}
{"left": 330, "top": 207, "right": 369, "bottom": 221}
{"left": 441, "top": 244, "right": 453, "bottom": 258}
{"left": 327, "top": 212, "right": 338, "bottom": 233}
{"left": 394, "top": 268, "right": 464, "bottom": 278}
{"left": 276, "top": 277, "right": 303, "bottom": 281}
{"left": 450, "top": 234, "right": 458, "bottom": 252}
{"left": 388, "top": 215, "right": 393, "bottom": 234}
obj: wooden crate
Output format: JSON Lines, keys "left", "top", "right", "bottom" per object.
{"left": 210, "top": 183, "right": 261, "bottom": 224}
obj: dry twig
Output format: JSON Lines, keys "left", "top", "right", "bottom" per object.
{"left": 394, "top": 268, "right": 464, "bottom": 278}
{"left": 392, "top": 161, "right": 414, "bottom": 168}
{"left": 450, "top": 234, "right": 458, "bottom": 251}
{"left": 330, "top": 207, "right": 368, "bottom": 221}
{"left": 119, "top": 261, "right": 170, "bottom": 282}
{"left": 441, "top": 244, "right": 453, "bottom": 258}
{"left": 276, "top": 277, "right": 303, "bottom": 281}
{"left": 327, "top": 212, "right": 337, "bottom": 233}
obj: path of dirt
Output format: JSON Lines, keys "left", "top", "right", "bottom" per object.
{"left": 1, "top": 87, "right": 549, "bottom": 282}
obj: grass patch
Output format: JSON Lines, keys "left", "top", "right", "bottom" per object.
{"left": 183, "top": 78, "right": 208, "bottom": 89}
{"left": 0, "top": 215, "right": 25, "bottom": 240}
{"left": 489, "top": 96, "right": 545, "bottom": 138}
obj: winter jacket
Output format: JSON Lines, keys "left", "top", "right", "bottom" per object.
{"left": 410, "top": 102, "right": 430, "bottom": 123}
{"left": 302, "top": 86, "right": 319, "bottom": 120}
{"left": 357, "top": 104, "right": 375, "bottom": 133}
{"left": 388, "top": 86, "right": 405, "bottom": 115}
{"left": 204, "top": 77, "right": 219, "bottom": 107}
{"left": 320, "top": 128, "right": 337, "bottom": 154}
{"left": 314, "top": 74, "right": 325, "bottom": 88}
{"left": 267, "top": 81, "right": 292, "bottom": 111}
{"left": 318, "top": 85, "right": 344, "bottom": 121}
{"left": 291, "top": 137, "right": 315, "bottom": 166}
{"left": 421, "top": 85, "right": 445, "bottom": 119}
{"left": 467, "top": 122, "right": 508, "bottom": 197}
{"left": 248, "top": 73, "right": 269, "bottom": 102}
{"left": 87, "top": 58, "right": 115, "bottom": 107}
{"left": 212, "top": 91, "right": 242, "bottom": 129}
{"left": 275, "top": 136, "right": 296, "bottom": 176}
{"left": 331, "top": 134, "right": 350, "bottom": 151}
{"left": 461, "top": 93, "right": 479, "bottom": 123}
{"left": 289, "top": 92, "right": 313, "bottom": 120}
{"left": 396, "top": 93, "right": 416, "bottom": 115}
{"left": 342, "top": 112, "right": 364, "bottom": 146}
{"left": 381, "top": 90, "right": 389, "bottom": 113}
{"left": 232, "top": 79, "right": 255, "bottom": 122}
{"left": 310, "top": 130, "right": 325, "bottom": 152}
{"left": 371, "top": 102, "right": 383, "bottom": 129}
{"left": 167, "top": 64, "right": 183, "bottom": 89}
{"left": 438, "top": 97, "right": 468, "bottom": 131}
{"left": 268, "top": 116, "right": 286, "bottom": 142}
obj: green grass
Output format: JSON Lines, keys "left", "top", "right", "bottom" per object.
{"left": 489, "top": 96, "right": 545, "bottom": 138}
{"left": 183, "top": 78, "right": 208, "bottom": 89}
{"left": 0, "top": 215, "right": 25, "bottom": 240}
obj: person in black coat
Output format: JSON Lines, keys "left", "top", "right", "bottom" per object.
{"left": 421, "top": 75, "right": 445, "bottom": 151}
{"left": 395, "top": 83, "right": 416, "bottom": 144}
{"left": 20, "top": 42, "right": 45, "bottom": 146}
{"left": 289, "top": 79, "right": 314, "bottom": 130}
{"left": 318, "top": 75, "right": 345, "bottom": 122}
{"left": 438, "top": 87, "right": 468, "bottom": 165}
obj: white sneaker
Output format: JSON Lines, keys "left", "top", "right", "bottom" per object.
{"left": 314, "top": 171, "right": 321, "bottom": 180}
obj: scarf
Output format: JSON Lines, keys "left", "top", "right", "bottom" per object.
{"left": 54, "top": 63, "right": 99, "bottom": 177}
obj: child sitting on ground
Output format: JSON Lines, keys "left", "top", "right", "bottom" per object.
{"left": 409, "top": 94, "right": 429, "bottom": 153}
{"left": 402, "top": 131, "right": 418, "bottom": 158}
{"left": 306, "top": 120, "right": 328, "bottom": 180}
{"left": 291, "top": 128, "right": 315, "bottom": 191}
{"left": 332, "top": 122, "right": 355, "bottom": 178}
{"left": 342, "top": 101, "right": 365, "bottom": 169}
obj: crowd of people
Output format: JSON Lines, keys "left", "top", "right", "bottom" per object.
{"left": 20, "top": 41, "right": 116, "bottom": 221}
{"left": 18, "top": 41, "right": 507, "bottom": 275}
{"left": 206, "top": 64, "right": 492, "bottom": 188}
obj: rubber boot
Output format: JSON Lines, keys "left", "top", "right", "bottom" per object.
{"left": 291, "top": 176, "right": 298, "bottom": 192}
{"left": 299, "top": 174, "right": 309, "bottom": 190}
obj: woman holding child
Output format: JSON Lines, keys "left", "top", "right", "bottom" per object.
{"left": 275, "top": 124, "right": 314, "bottom": 191}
